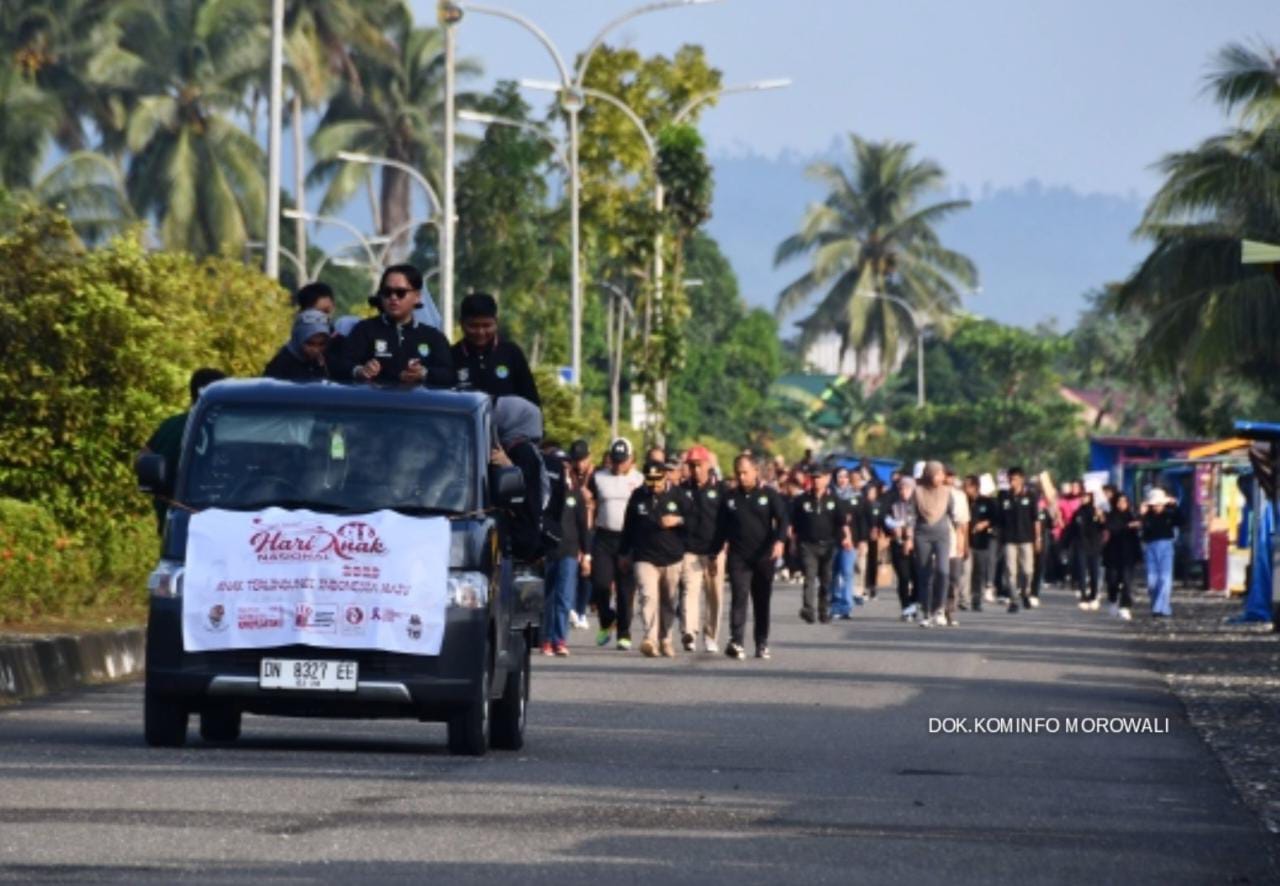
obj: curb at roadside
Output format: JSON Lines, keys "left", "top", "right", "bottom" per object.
{"left": 0, "top": 628, "right": 144, "bottom": 704}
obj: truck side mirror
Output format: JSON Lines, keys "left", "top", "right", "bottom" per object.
{"left": 490, "top": 465, "right": 525, "bottom": 508}
{"left": 136, "top": 453, "right": 168, "bottom": 494}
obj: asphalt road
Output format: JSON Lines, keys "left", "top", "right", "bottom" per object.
{"left": 1, "top": 584, "right": 1276, "bottom": 885}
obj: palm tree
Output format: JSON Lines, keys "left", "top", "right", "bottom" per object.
{"left": 0, "top": 64, "right": 59, "bottom": 190}
{"left": 1116, "top": 41, "right": 1280, "bottom": 380}
{"left": 774, "top": 135, "right": 977, "bottom": 376}
{"left": 89, "top": 0, "right": 269, "bottom": 256}
{"left": 308, "top": 11, "right": 478, "bottom": 252}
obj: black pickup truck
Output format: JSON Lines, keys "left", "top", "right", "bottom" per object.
{"left": 136, "top": 380, "right": 544, "bottom": 756}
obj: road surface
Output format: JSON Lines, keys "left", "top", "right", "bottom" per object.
{"left": 1, "top": 584, "right": 1275, "bottom": 884}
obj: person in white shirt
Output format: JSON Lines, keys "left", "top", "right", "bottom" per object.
{"left": 587, "top": 438, "right": 644, "bottom": 650}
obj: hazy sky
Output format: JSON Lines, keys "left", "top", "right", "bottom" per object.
{"left": 412, "top": 0, "right": 1279, "bottom": 197}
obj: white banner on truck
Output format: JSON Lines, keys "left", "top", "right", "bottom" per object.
{"left": 182, "top": 508, "right": 450, "bottom": 656}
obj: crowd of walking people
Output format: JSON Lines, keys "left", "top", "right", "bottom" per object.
{"left": 153, "top": 271, "right": 1184, "bottom": 665}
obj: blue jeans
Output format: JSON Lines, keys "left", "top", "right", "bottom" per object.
{"left": 831, "top": 547, "right": 857, "bottom": 616}
{"left": 573, "top": 573, "right": 592, "bottom": 618}
{"left": 1144, "top": 539, "right": 1174, "bottom": 616}
{"left": 543, "top": 556, "right": 578, "bottom": 645}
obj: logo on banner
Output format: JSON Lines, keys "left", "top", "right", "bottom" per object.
{"left": 249, "top": 518, "right": 389, "bottom": 563}
{"left": 295, "top": 603, "right": 337, "bottom": 633}
{"left": 345, "top": 605, "right": 365, "bottom": 626}
{"left": 237, "top": 605, "right": 284, "bottom": 631}
{"left": 204, "top": 604, "right": 228, "bottom": 633}
{"left": 407, "top": 614, "right": 423, "bottom": 641}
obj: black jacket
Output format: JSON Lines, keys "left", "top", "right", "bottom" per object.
{"left": 680, "top": 480, "right": 724, "bottom": 555}
{"left": 717, "top": 485, "right": 789, "bottom": 563}
{"left": 1103, "top": 510, "right": 1143, "bottom": 568}
{"left": 451, "top": 337, "right": 540, "bottom": 405}
{"left": 621, "top": 485, "right": 688, "bottom": 566}
{"left": 336, "top": 315, "right": 456, "bottom": 387}
{"left": 262, "top": 346, "right": 328, "bottom": 382}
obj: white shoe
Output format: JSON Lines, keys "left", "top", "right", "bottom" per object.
{"left": 1078, "top": 600, "right": 1090, "bottom": 611}
{"left": 983, "top": 589, "right": 995, "bottom": 603}
{"left": 1028, "top": 597, "right": 1040, "bottom": 609}
{"left": 919, "top": 618, "right": 932, "bottom": 628}
{"left": 933, "top": 612, "right": 948, "bottom": 627}
{"left": 1118, "top": 607, "right": 1133, "bottom": 621}
{"left": 704, "top": 639, "right": 718, "bottom": 654}
{"left": 1090, "top": 599, "right": 1101, "bottom": 611}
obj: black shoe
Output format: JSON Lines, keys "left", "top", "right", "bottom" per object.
{"left": 818, "top": 612, "right": 832, "bottom": 624}
{"left": 725, "top": 642, "right": 746, "bottom": 660}
{"left": 755, "top": 645, "right": 771, "bottom": 660}
{"left": 798, "top": 609, "right": 816, "bottom": 624}
{"left": 1007, "top": 602, "right": 1019, "bottom": 613}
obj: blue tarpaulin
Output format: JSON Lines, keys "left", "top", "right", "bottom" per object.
{"left": 1242, "top": 501, "right": 1274, "bottom": 623}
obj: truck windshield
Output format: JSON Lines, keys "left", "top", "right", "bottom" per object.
{"left": 181, "top": 404, "right": 475, "bottom": 514}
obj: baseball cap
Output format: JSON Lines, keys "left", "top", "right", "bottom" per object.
{"left": 608, "top": 437, "right": 633, "bottom": 464}
{"left": 663, "top": 458, "right": 682, "bottom": 472}
{"left": 684, "top": 444, "right": 712, "bottom": 464}
{"left": 643, "top": 461, "right": 666, "bottom": 481}
{"left": 569, "top": 439, "right": 590, "bottom": 462}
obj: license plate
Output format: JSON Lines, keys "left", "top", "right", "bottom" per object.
{"left": 259, "top": 658, "right": 358, "bottom": 692}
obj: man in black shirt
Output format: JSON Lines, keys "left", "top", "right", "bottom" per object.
{"left": 451, "top": 292, "right": 540, "bottom": 405}
{"left": 860, "top": 483, "right": 885, "bottom": 599}
{"left": 679, "top": 445, "right": 725, "bottom": 652}
{"left": 965, "top": 475, "right": 997, "bottom": 612}
{"left": 541, "top": 443, "right": 588, "bottom": 656}
{"left": 337, "top": 265, "right": 455, "bottom": 386}
{"left": 792, "top": 466, "right": 852, "bottom": 624}
{"left": 716, "top": 454, "right": 789, "bottom": 660}
{"left": 621, "top": 461, "right": 688, "bottom": 657}
{"left": 998, "top": 466, "right": 1040, "bottom": 612}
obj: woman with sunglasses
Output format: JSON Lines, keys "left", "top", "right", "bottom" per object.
{"left": 337, "top": 264, "right": 456, "bottom": 387}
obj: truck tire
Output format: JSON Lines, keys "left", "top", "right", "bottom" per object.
{"left": 447, "top": 653, "right": 491, "bottom": 757}
{"left": 490, "top": 640, "right": 529, "bottom": 751}
{"left": 200, "top": 706, "right": 242, "bottom": 743}
{"left": 144, "top": 688, "right": 188, "bottom": 748}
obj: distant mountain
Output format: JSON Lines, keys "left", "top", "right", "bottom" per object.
{"left": 705, "top": 148, "right": 1149, "bottom": 332}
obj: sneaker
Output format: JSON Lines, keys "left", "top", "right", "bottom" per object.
{"left": 540, "top": 642, "right": 555, "bottom": 656}
{"left": 901, "top": 604, "right": 918, "bottom": 622}
{"left": 798, "top": 609, "right": 816, "bottom": 624}
{"left": 1090, "top": 599, "right": 1101, "bottom": 611}
{"left": 838, "top": 613, "right": 853, "bottom": 621}
{"left": 1007, "top": 602, "right": 1019, "bottom": 613}
{"left": 1028, "top": 596, "right": 1041, "bottom": 609}
{"left": 616, "top": 637, "right": 632, "bottom": 651}
{"left": 1078, "top": 600, "right": 1090, "bottom": 611}
{"left": 1118, "top": 607, "right": 1133, "bottom": 621}
{"left": 681, "top": 632, "right": 696, "bottom": 652}
{"left": 553, "top": 642, "right": 570, "bottom": 657}
{"left": 983, "top": 589, "right": 996, "bottom": 603}
{"left": 819, "top": 612, "right": 832, "bottom": 624}
{"left": 639, "top": 638, "right": 658, "bottom": 658}
{"left": 919, "top": 618, "right": 932, "bottom": 628}
{"left": 596, "top": 628, "right": 612, "bottom": 647}
{"left": 755, "top": 645, "right": 771, "bottom": 660}
{"left": 853, "top": 595, "right": 866, "bottom": 607}
{"left": 725, "top": 642, "right": 746, "bottom": 660}
{"left": 704, "top": 639, "right": 719, "bottom": 654}
{"left": 660, "top": 640, "right": 675, "bottom": 658}
{"left": 933, "top": 612, "right": 948, "bottom": 627}
{"left": 947, "top": 614, "right": 959, "bottom": 627}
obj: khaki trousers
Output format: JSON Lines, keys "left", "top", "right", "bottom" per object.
{"left": 635, "top": 561, "right": 682, "bottom": 647}
{"left": 680, "top": 551, "right": 724, "bottom": 645}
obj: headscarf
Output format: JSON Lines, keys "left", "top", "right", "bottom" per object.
{"left": 493, "top": 396, "right": 543, "bottom": 449}
{"left": 288, "top": 309, "right": 330, "bottom": 359}
{"left": 915, "top": 460, "right": 952, "bottom": 525}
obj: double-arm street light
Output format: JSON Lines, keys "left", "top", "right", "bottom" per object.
{"left": 441, "top": 0, "right": 718, "bottom": 389}
{"left": 859, "top": 287, "right": 981, "bottom": 408}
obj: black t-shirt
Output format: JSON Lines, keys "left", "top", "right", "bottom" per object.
{"left": 451, "top": 338, "right": 540, "bottom": 405}
{"left": 621, "top": 485, "right": 688, "bottom": 566}
{"left": 681, "top": 480, "right": 724, "bottom": 555}
{"left": 555, "top": 483, "right": 589, "bottom": 560}
{"left": 717, "top": 485, "right": 789, "bottom": 562}
{"left": 1068, "top": 502, "right": 1104, "bottom": 553}
{"left": 1141, "top": 506, "right": 1179, "bottom": 542}
{"left": 998, "top": 490, "right": 1038, "bottom": 544}
{"left": 337, "top": 315, "right": 455, "bottom": 386}
{"left": 969, "top": 496, "right": 998, "bottom": 549}
{"left": 791, "top": 491, "right": 847, "bottom": 545}
{"left": 1104, "top": 510, "right": 1143, "bottom": 566}
{"left": 861, "top": 499, "right": 885, "bottom": 538}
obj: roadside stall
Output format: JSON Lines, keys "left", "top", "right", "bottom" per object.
{"left": 1232, "top": 421, "right": 1280, "bottom": 626}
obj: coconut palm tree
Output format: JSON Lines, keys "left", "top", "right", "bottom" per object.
{"left": 308, "top": 11, "right": 479, "bottom": 254}
{"left": 1116, "top": 41, "right": 1280, "bottom": 381}
{"left": 88, "top": 0, "right": 269, "bottom": 256}
{"left": 774, "top": 135, "right": 977, "bottom": 375}
{"left": 0, "top": 64, "right": 59, "bottom": 190}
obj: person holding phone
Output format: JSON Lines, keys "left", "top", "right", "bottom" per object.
{"left": 337, "top": 264, "right": 455, "bottom": 387}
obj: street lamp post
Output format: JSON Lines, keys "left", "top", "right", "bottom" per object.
{"left": 265, "top": 0, "right": 284, "bottom": 279}
{"left": 597, "top": 281, "right": 636, "bottom": 439}
{"left": 444, "top": 1, "right": 717, "bottom": 391}
{"left": 284, "top": 209, "right": 382, "bottom": 287}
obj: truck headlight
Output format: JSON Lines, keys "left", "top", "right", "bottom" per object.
{"left": 147, "top": 560, "right": 185, "bottom": 599}
{"left": 447, "top": 571, "right": 489, "bottom": 609}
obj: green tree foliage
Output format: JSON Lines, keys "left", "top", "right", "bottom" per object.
{"left": 0, "top": 200, "right": 289, "bottom": 531}
{"left": 879, "top": 317, "right": 1086, "bottom": 478}
{"left": 774, "top": 135, "right": 977, "bottom": 374}
{"left": 1116, "top": 40, "right": 1280, "bottom": 387}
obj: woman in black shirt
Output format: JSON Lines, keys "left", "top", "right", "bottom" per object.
{"left": 1103, "top": 493, "right": 1141, "bottom": 620}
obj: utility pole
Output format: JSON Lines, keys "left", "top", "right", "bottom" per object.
{"left": 265, "top": 0, "right": 284, "bottom": 279}
{"left": 439, "top": 1, "right": 461, "bottom": 335}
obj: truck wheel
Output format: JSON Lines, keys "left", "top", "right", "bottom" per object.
{"left": 490, "top": 642, "right": 529, "bottom": 751}
{"left": 200, "top": 706, "right": 242, "bottom": 743}
{"left": 144, "top": 688, "right": 188, "bottom": 748}
{"left": 447, "top": 655, "right": 490, "bottom": 757}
